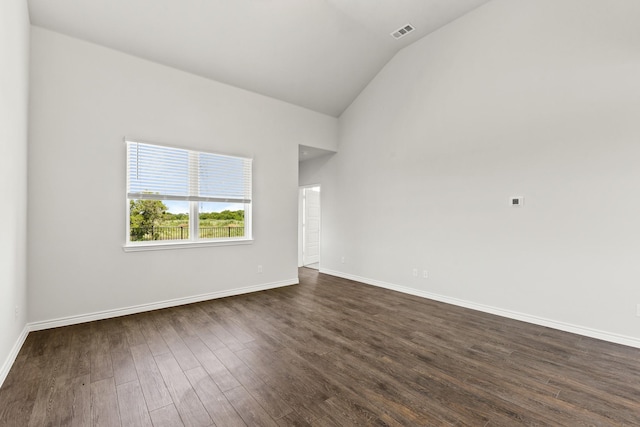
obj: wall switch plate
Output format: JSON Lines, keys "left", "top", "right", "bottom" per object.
{"left": 422, "top": 270, "right": 428, "bottom": 279}
{"left": 257, "top": 265, "right": 263, "bottom": 273}
{"left": 341, "top": 256, "right": 345, "bottom": 263}
{"left": 412, "top": 268, "right": 418, "bottom": 277}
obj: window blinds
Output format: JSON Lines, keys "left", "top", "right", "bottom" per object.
{"left": 126, "top": 140, "right": 252, "bottom": 204}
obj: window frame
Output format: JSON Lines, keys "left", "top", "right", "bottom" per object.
{"left": 123, "top": 139, "right": 253, "bottom": 251}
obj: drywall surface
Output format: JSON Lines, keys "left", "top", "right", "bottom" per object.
{"left": 324, "top": 0, "right": 640, "bottom": 341}
{"left": 299, "top": 154, "right": 335, "bottom": 188}
{"left": 28, "top": 27, "right": 337, "bottom": 323}
{"left": 0, "top": 0, "right": 29, "bottom": 383}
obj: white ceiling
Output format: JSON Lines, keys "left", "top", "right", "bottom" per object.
{"left": 27, "top": 0, "right": 490, "bottom": 118}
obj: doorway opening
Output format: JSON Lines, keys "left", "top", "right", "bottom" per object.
{"left": 299, "top": 185, "right": 321, "bottom": 270}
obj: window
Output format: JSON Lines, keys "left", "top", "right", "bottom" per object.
{"left": 125, "top": 140, "right": 252, "bottom": 249}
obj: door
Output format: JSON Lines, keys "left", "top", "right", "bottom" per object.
{"left": 302, "top": 186, "right": 321, "bottom": 267}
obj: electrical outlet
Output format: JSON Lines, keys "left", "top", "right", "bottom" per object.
{"left": 422, "top": 270, "right": 428, "bottom": 279}
{"left": 341, "top": 256, "right": 345, "bottom": 264}
{"left": 257, "top": 265, "right": 263, "bottom": 274}
{"left": 14, "top": 306, "right": 19, "bottom": 320}
{"left": 412, "top": 268, "right": 418, "bottom": 277}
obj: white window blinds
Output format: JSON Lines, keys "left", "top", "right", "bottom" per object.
{"left": 126, "top": 140, "right": 252, "bottom": 203}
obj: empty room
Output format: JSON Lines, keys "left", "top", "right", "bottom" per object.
{"left": 2, "top": 0, "right": 640, "bottom": 425}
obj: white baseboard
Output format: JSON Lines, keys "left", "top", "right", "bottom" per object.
{"left": 29, "top": 278, "right": 298, "bottom": 331}
{"left": 1, "top": 278, "right": 297, "bottom": 387}
{"left": 320, "top": 268, "right": 640, "bottom": 350}
{"left": 1, "top": 278, "right": 295, "bottom": 387}
{"left": 0, "top": 325, "right": 29, "bottom": 388}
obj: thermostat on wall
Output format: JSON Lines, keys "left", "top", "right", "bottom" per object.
{"left": 510, "top": 196, "right": 524, "bottom": 207}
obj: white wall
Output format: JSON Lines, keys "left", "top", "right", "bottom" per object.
{"left": 0, "top": 0, "right": 29, "bottom": 384}
{"left": 318, "top": 0, "right": 640, "bottom": 344}
{"left": 28, "top": 27, "right": 337, "bottom": 324}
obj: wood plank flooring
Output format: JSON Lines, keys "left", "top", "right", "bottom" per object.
{"left": 2, "top": 267, "right": 640, "bottom": 426}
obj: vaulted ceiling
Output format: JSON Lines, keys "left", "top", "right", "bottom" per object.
{"left": 27, "top": 0, "right": 490, "bottom": 117}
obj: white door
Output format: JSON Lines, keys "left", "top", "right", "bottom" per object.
{"left": 303, "top": 186, "right": 321, "bottom": 266}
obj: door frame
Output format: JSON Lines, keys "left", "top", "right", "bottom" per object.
{"left": 298, "top": 184, "right": 321, "bottom": 268}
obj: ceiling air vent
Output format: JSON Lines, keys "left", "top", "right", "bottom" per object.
{"left": 391, "top": 23, "right": 415, "bottom": 40}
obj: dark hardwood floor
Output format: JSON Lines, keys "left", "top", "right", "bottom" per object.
{"left": 2, "top": 267, "right": 640, "bottom": 426}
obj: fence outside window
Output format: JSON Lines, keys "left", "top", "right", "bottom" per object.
{"left": 130, "top": 225, "right": 244, "bottom": 241}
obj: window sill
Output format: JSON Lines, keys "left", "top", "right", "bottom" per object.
{"left": 123, "top": 238, "right": 253, "bottom": 252}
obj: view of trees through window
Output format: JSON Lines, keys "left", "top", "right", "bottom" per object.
{"left": 129, "top": 199, "right": 245, "bottom": 241}
{"left": 126, "top": 141, "right": 252, "bottom": 244}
